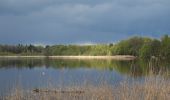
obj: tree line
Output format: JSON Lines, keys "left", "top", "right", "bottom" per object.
{"left": 0, "top": 35, "right": 170, "bottom": 60}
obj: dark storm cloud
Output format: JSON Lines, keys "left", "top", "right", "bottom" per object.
{"left": 0, "top": 0, "right": 170, "bottom": 44}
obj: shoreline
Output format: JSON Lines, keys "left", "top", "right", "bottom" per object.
{"left": 0, "top": 55, "right": 136, "bottom": 60}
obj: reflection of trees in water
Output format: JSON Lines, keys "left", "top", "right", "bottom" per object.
{"left": 0, "top": 58, "right": 45, "bottom": 69}
{"left": 0, "top": 58, "right": 169, "bottom": 77}
{"left": 107, "top": 59, "right": 170, "bottom": 77}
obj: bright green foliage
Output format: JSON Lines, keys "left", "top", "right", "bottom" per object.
{"left": 49, "top": 45, "right": 111, "bottom": 56}
{"left": 114, "top": 37, "right": 145, "bottom": 56}
{"left": 0, "top": 35, "right": 169, "bottom": 60}
{"left": 44, "top": 45, "right": 52, "bottom": 56}
{"left": 114, "top": 40, "right": 130, "bottom": 55}
{"left": 88, "top": 45, "right": 111, "bottom": 56}
{"left": 139, "top": 39, "right": 161, "bottom": 59}
{"left": 125, "top": 37, "right": 144, "bottom": 56}
{"left": 160, "top": 35, "right": 170, "bottom": 59}
{"left": 139, "top": 43, "right": 153, "bottom": 59}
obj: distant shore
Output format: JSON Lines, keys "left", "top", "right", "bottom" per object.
{"left": 0, "top": 55, "right": 136, "bottom": 60}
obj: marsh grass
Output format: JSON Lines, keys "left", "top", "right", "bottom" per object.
{"left": 2, "top": 67, "right": 170, "bottom": 100}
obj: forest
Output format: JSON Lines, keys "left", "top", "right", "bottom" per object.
{"left": 0, "top": 35, "right": 170, "bottom": 60}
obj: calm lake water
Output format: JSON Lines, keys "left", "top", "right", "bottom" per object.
{"left": 0, "top": 58, "right": 169, "bottom": 96}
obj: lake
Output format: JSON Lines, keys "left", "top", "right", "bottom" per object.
{"left": 0, "top": 58, "right": 169, "bottom": 96}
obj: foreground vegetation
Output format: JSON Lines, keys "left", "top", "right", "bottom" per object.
{"left": 1, "top": 69, "right": 170, "bottom": 100}
{"left": 0, "top": 35, "right": 170, "bottom": 60}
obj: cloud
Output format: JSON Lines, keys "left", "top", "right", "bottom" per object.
{"left": 0, "top": 0, "right": 113, "bottom": 15}
{"left": 0, "top": 0, "right": 170, "bottom": 44}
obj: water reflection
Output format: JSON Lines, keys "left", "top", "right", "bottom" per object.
{"left": 0, "top": 58, "right": 169, "bottom": 77}
{"left": 0, "top": 58, "right": 170, "bottom": 96}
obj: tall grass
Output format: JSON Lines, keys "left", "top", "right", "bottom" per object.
{"left": 2, "top": 68, "right": 170, "bottom": 100}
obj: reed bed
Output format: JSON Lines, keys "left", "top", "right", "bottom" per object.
{"left": 1, "top": 69, "right": 170, "bottom": 100}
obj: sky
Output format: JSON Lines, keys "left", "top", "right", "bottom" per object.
{"left": 0, "top": 0, "right": 170, "bottom": 45}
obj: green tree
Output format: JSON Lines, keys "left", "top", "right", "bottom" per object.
{"left": 44, "top": 45, "right": 52, "bottom": 56}
{"left": 139, "top": 39, "right": 161, "bottom": 59}
{"left": 160, "top": 35, "right": 170, "bottom": 59}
